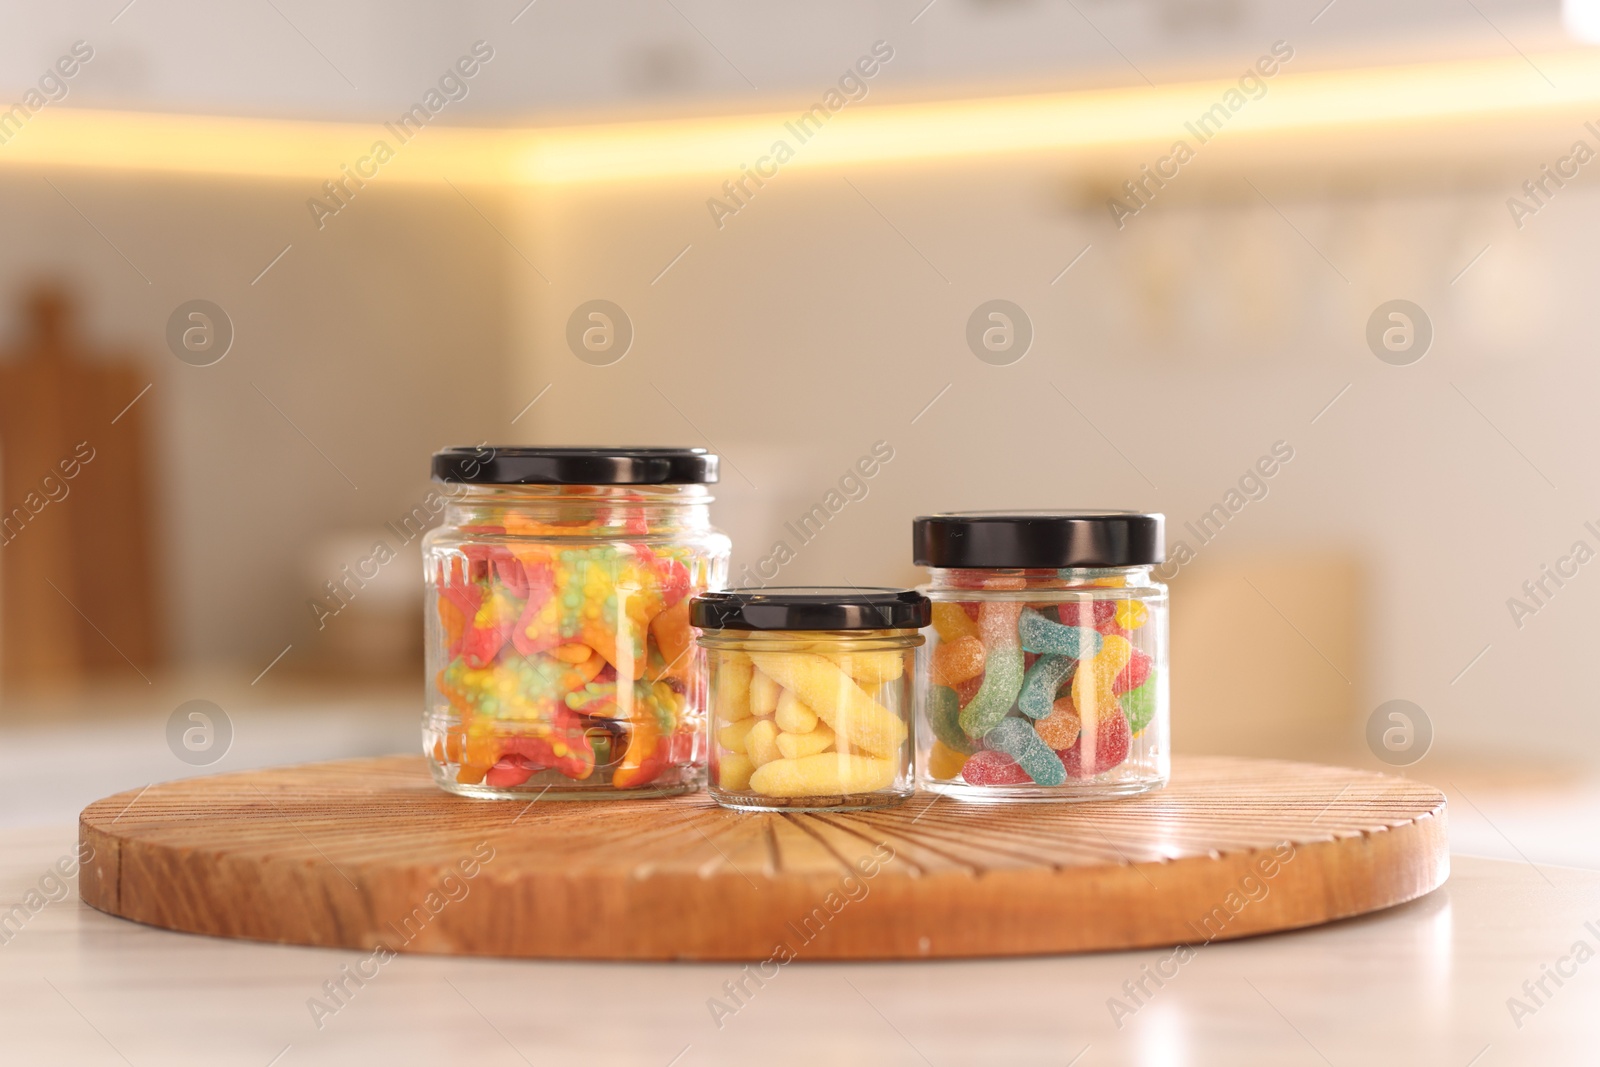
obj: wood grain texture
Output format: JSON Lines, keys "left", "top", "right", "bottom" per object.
{"left": 78, "top": 754, "right": 1448, "bottom": 960}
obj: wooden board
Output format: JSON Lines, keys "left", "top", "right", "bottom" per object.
{"left": 78, "top": 754, "right": 1447, "bottom": 960}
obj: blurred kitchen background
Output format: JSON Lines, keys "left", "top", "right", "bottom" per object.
{"left": 3, "top": 0, "right": 1597, "bottom": 866}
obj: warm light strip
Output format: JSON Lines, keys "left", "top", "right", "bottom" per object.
{"left": 5, "top": 50, "right": 1600, "bottom": 186}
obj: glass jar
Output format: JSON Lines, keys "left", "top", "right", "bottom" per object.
{"left": 422, "top": 447, "right": 730, "bottom": 800}
{"left": 691, "top": 588, "right": 929, "bottom": 812}
{"left": 912, "top": 512, "right": 1168, "bottom": 801}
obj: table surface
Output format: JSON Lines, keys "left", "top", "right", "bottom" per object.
{"left": 3, "top": 825, "right": 1598, "bottom": 1066}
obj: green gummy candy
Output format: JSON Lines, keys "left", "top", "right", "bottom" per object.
{"left": 984, "top": 717, "right": 1066, "bottom": 786}
{"left": 959, "top": 646, "right": 1024, "bottom": 738}
{"left": 927, "top": 684, "right": 978, "bottom": 755}
{"left": 1121, "top": 671, "right": 1159, "bottom": 736}
{"left": 1018, "top": 608, "right": 1102, "bottom": 657}
{"left": 1018, "top": 654, "right": 1074, "bottom": 720}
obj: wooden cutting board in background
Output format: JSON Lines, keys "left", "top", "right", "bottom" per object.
{"left": 0, "top": 284, "right": 161, "bottom": 691}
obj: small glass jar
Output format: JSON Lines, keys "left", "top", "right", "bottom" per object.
{"left": 912, "top": 512, "right": 1169, "bottom": 801}
{"left": 691, "top": 587, "right": 929, "bottom": 812}
{"left": 422, "top": 447, "right": 730, "bottom": 799}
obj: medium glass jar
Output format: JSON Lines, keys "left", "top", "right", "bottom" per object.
{"left": 912, "top": 512, "right": 1168, "bottom": 801}
{"left": 692, "top": 588, "right": 929, "bottom": 812}
{"left": 423, "top": 447, "right": 730, "bottom": 799}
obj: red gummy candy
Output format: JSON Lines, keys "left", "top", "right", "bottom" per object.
{"left": 960, "top": 749, "right": 1031, "bottom": 786}
{"left": 954, "top": 674, "right": 984, "bottom": 708}
{"left": 1059, "top": 601, "right": 1118, "bottom": 631}
{"left": 1113, "top": 648, "right": 1152, "bottom": 695}
{"left": 1059, "top": 709, "right": 1132, "bottom": 778}
{"left": 484, "top": 757, "right": 536, "bottom": 788}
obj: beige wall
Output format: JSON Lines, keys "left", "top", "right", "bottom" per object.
{"left": 506, "top": 162, "right": 1599, "bottom": 761}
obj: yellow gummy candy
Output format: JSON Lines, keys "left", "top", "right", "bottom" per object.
{"left": 750, "top": 669, "right": 781, "bottom": 717}
{"left": 745, "top": 718, "right": 782, "bottom": 766}
{"left": 824, "top": 650, "right": 905, "bottom": 685}
{"left": 717, "top": 651, "right": 753, "bottom": 721}
{"left": 1114, "top": 601, "right": 1148, "bottom": 630}
{"left": 931, "top": 602, "right": 979, "bottom": 641}
{"left": 719, "top": 752, "right": 755, "bottom": 791}
{"left": 717, "top": 717, "right": 758, "bottom": 752}
{"left": 927, "top": 740, "right": 967, "bottom": 780}
{"left": 774, "top": 690, "right": 818, "bottom": 733}
{"left": 776, "top": 723, "right": 836, "bottom": 760}
{"left": 748, "top": 753, "right": 898, "bottom": 797}
{"left": 746, "top": 652, "right": 908, "bottom": 759}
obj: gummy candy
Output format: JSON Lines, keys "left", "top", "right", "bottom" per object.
{"left": 747, "top": 651, "right": 907, "bottom": 759}
{"left": 748, "top": 753, "right": 898, "bottom": 797}
{"left": 926, "top": 684, "right": 979, "bottom": 754}
{"left": 931, "top": 601, "right": 980, "bottom": 641}
{"left": 1017, "top": 653, "right": 1074, "bottom": 720}
{"left": 1034, "top": 695, "right": 1081, "bottom": 749}
{"left": 958, "top": 601, "right": 1024, "bottom": 738}
{"left": 983, "top": 718, "right": 1066, "bottom": 786}
{"left": 710, "top": 637, "right": 913, "bottom": 805}
{"left": 1060, "top": 705, "right": 1131, "bottom": 777}
{"left": 1121, "top": 671, "right": 1158, "bottom": 735}
{"left": 1114, "top": 601, "right": 1148, "bottom": 630}
{"left": 1113, "top": 646, "right": 1152, "bottom": 695}
{"left": 774, "top": 690, "right": 819, "bottom": 733}
{"left": 931, "top": 635, "right": 986, "bottom": 686}
{"left": 927, "top": 739, "right": 968, "bottom": 779}
{"left": 1018, "top": 607, "right": 1103, "bottom": 658}
{"left": 430, "top": 525, "right": 714, "bottom": 793}
{"left": 959, "top": 749, "right": 1030, "bottom": 786}
{"left": 1070, "top": 634, "right": 1132, "bottom": 773}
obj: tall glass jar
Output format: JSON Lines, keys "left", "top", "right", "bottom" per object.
{"left": 912, "top": 512, "right": 1168, "bottom": 801}
{"left": 423, "top": 447, "right": 730, "bottom": 800}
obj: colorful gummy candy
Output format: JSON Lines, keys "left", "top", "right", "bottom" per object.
{"left": 711, "top": 645, "right": 908, "bottom": 801}
{"left": 429, "top": 517, "right": 710, "bottom": 792}
{"left": 924, "top": 585, "right": 1159, "bottom": 790}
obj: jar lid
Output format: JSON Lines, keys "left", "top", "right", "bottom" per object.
{"left": 431, "top": 447, "right": 718, "bottom": 485}
{"left": 690, "top": 587, "right": 931, "bottom": 631}
{"left": 912, "top": 511, "right": 1165, "bottom": 568}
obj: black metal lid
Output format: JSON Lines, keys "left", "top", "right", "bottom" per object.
{"left": 690, "top": 587, "right": 931, "bottom": 631}
{"left": 912, "top": 511, "right": 1165, "bottom": 568}
{"left": 432, "top": 447, "right": 718, "bottom": 485}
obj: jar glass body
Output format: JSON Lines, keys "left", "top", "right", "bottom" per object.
{"left": 698, "top": 628, "right": 919, "bottom": 812}
{"left": 917, "top": 566, "right": 1168, "bottom": 801}
{"left": 422, "top": 483, "right": 730, "bottom": 799}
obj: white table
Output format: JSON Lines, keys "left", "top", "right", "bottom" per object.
{"left": 3, "top": 823, "right": 1596, "bottom": 1065}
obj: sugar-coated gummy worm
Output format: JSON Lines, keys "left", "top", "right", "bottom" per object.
{"left": 1121, "top": 671, "right": 1158, "bottom": 735}
{"left": 926, "top": 684, "right": 979, "bottom": 755}
{"left": 1018, "top": 607, "right": 1103, "bottom": 658}
{"left": 747, "top": 651, "right": 907, "bottom": 759}
{"left": 747, "top": 753, "right": 898, "bottom": 797}
{"left": 1017, "top": 653, "right": 1074, "bottom": 720}
{"left": 1035, "top": 695, "right": 1082, "bottom": 749}
{"left": 983, "top": 717, "right": 1067, "bottom": 787}
{"left": 957, "top": 601, "right": 1024, "bottom": 739}
{"left": 1070, "top": 634, "right": 1132, "bottom": 773}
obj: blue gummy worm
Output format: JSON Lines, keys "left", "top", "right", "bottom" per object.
{"left": 984, "top": 717, "right": 1066, "bottom": 786}
{"left": 958, "top": 646, "right": 1024, "bottom": 738}
{"left": 1017, "top": 654, "right": 1074, "bottom": 720}
{"left": 1018, "top": 607, "right": 1104, "bottom": 658}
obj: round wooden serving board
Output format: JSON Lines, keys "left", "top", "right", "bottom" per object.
{"left": 79, "top": 755, "right": 1447, "bottom": 960}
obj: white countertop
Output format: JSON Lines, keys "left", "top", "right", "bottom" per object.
{"left": 2, "top": 819, "right": 1596, "bottom": 1066}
